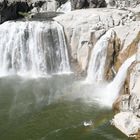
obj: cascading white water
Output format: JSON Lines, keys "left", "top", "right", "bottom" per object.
{"left": 86, "top": 30, "right": 115, "bottom": 83}
{"left": 0, "top": 21, "right": 70, "bottom": 77}
{"left": 84, "top": 28, "right": 136, "bottom": 107}
{"left": 107, "top": 54, "right": 136, "bottom": 104}
{"left": 88, "top": 54, "right": 136, "bottom": 107}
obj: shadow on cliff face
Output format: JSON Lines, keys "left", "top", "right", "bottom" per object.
{"left": 30, "top": 12, "right": 63, "bottom": 21}
{"left": 0, "top": 1, "right": 32, "bottom": 23}
{"left": 71, "top": 0, "right": 107, "bottom": 10}
{"left": 0, "top": 1, "right": 47, "bottom": 23}
{"left": 0, "top": 0, "right": 108, "bottom": 24}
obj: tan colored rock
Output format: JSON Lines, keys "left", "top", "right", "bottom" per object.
{"left": 113, "top": 22, "right": 140, "bottom": 71}
{"left": 104, "top": 32, "right": 116, "bottom": 80}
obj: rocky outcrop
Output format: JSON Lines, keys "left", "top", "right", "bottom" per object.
{"left": 0, "top": 0, "right": 108, "bottom": 23}
{"left": 112, "top": 22, "right": 140, "bottom": 71}
{"left": 0, "top": 1, "right": 32, "bottom": 23}
{"left": 54, "top": 9, "right": 136, "bottom": 74}
{"left": 112, "top": 112, "right": 140, "bottom": 138}
{"left": 1, "top": 0, "right": 140, "bottom": 24}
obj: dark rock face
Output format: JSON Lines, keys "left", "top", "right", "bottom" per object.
{"left": 31, "top": 12, "right": 62, "bottom": 21}
{"left": 0, "top": 0, "right": 32, "bottom": 23}
{"left": 88, "top": 0, "right": 107, "bottom": 8}
{"left": 56, "top": 0, "right": 68, "bottom": 6}
{"left": 71, "top": 0, "right": 107, "bottom": 10}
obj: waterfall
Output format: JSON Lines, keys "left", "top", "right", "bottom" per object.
{"left": 86, "top": 55, "right": 136, "bottom": 107}
{"left": 86, "top": 30, "right": 115, "bottom": 83}
{"left": 107, "top": 54, "right": 136, "bottom": 104}
{"left": 84, "top": 28, "right": 136, "bottom": 106}
{"left": 0, "top": 21, "right": 70, "bottom": 77}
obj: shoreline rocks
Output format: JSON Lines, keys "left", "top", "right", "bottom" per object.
{"left": 112, "top": 112, "right": 140, "bottom": 138}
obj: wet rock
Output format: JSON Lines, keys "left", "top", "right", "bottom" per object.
{"left": 113, "top": 22, "right": 140, "bottom": 71}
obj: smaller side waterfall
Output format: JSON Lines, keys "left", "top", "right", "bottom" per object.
{"left": 86, "top": 30, "right": 115, "bottom": 83}
{"left": 0, "top": 21, "right": 70, "bottom": 77}
{"left": 84, "top": 28, "right": 136, "bottom": 107}
{"left": 87, "top": 55, "right": 136, "bottom": 107}
{"left": 107, "top": 54, "right": 136, "bottom": 104}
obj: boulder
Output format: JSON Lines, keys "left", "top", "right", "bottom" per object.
{"left": 112, "top": 112, "right": 140, "bottom": 138}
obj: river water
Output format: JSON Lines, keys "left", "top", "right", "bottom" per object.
{"left": 0, "top": 74, "right": 134, "bottom": 140}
